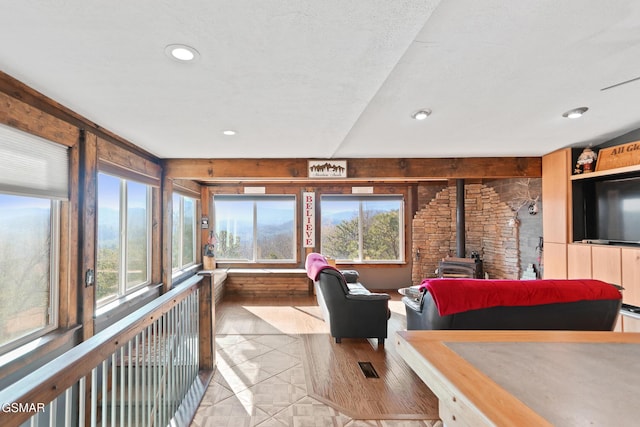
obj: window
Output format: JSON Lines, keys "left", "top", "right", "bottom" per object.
{"left": 96, "top": 173, "right": 152, "bottom": 305}
{"left": 321, "top": 195, "right": 403, "bottom": 262}
{"left": 0, "top": 194, "right": 59, "bottom": 350}
{"left": 172, "top": 194, "right": 197, "bottom": 271}
{"left": 0, "top": 123, "right": 67, "bottom": 352}
{"left": 214, "top": 195, "right": 296, "bottom": 262}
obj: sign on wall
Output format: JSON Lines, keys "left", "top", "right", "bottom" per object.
{"left": 596, "top": 140, "right": 640, "bottom": 171}
{"left": 303, "top": 192, "right": 315, "bottom": 247}
{"left": 308, "top": 160, "right": 347, "bottom": 178}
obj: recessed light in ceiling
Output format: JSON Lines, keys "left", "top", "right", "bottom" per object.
{"left": 411, "top": 109, "right": 432, "bottom": 120}
{"left": 165, "top": 44, "right": 199, "bottom": 62}
{"left": 222, "top": 130, "right": 237, "bottom": 136}
{"left": 562, "top": 107, "right": 588, "bottom": 119}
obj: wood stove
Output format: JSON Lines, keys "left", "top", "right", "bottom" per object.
{"left": 438, "top": 257, "right": 483, "bottom": 279}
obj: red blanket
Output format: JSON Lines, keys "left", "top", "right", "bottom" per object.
{"left": 419, "top": 278, "right": 621, "bottom": 316}
{"left": 305, "top": 252, "right": 341, "bottom": 280}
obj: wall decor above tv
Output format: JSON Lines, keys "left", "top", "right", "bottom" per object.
{"left": 596, "top": 140, "right": 640, "bottom": 172}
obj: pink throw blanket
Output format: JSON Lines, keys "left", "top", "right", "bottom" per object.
{"left": 419, "top": 278, "right": 621, "bottom": 316}
{"left": 305, "top": 252, "right": 341, "bottom": 280}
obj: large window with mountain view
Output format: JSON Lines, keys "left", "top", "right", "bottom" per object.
{"left": 0, "top": 123, "right": 67, "bottom": 353}
{"left": 214, "top": 195, "right": 296, "bottom": 262}
{"left": 96, "top": 172, "right": 152, "bottom": 305}
{"left": 0, "top": 194, "right": 60, "bottom": 351}
{"left": 321, "top": 195, "right": 403, "bottom": 263}
{"left": 172, "top": 193, "right": 197, "bottom": 271}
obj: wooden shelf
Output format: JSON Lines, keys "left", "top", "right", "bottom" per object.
{"left": 570, "top": 163, "right": 640, "bottom": 181}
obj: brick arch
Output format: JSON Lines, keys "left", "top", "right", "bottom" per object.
{"left": 411, "top": 183, "right": 519, "bottom": 283}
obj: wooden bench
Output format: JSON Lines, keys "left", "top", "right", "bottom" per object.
{"left": 224, "top": 268, "right": 311, "bottom": 297}
{"left": 198, "top": 269, "right": 228, "bottom": 305}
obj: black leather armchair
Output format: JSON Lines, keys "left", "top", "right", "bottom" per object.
{"left": 306, "top": 253, "right": 390, "bottom": 344}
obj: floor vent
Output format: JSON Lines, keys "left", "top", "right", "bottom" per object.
{"left": 358, "top": 361, "right": 379, "bottom": 378}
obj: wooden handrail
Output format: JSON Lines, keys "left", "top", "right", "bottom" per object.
{"left": 0, "top": 275, "right": 205, "bottom": 426}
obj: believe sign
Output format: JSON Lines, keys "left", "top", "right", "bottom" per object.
{"left": 303, "top": 192, "right": 315, "bottom": 247}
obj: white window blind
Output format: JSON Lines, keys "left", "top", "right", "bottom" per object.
{"left": 0, "top": 123, "right": 69, "bottom": 200}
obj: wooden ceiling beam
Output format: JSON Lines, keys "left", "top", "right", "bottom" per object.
{"left": 163, "top": 157, "right": 541, "bottom": 181}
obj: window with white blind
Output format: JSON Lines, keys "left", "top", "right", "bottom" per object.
{"left": 0, "top": 124, "right": 67, "bottom": 353}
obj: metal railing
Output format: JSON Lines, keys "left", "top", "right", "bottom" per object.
{"left": 0, "top": 274, "right": 214, "bottom": 427}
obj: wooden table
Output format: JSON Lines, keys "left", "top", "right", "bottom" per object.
{"left": 395, "top": 330, "right": 640, "bottom": 427}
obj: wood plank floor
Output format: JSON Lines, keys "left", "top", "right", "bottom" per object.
{"left": 196, "top": 292, "right": 441, "bottom": 426}
{"left": 302, "top": 333, "right": 438, "bottom": 420}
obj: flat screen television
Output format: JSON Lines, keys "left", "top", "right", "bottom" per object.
{"left": 594, "top": 176, "right": 640, "bottom": 245}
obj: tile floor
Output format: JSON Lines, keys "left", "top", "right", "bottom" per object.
{"left": 191, "top": 333, "right": 442, "bottom": 427}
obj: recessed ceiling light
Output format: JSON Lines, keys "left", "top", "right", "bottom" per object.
{"left": 411, "top": 109, "right": 432, "bottom": 120}
{"left": 165, "top": 44, "right": 199, "bottom": 62}
{"left": 222, "top": 130, "right": 237, "bottom": 136}
{"left": 562, "top": 107, "right": 588, "bottom": 119}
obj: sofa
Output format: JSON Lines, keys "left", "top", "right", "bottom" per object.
{"left": 403, "top": 278, "right": 622, "bottom": 331}
{"left": 305, "top": 253, "right": 390, "bottom": 344}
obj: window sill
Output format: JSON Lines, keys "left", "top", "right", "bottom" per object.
{"left": 216, "top": 261, "right": 298, "bottom": 265}
{"left": 336, "top": 261, "right": 408, "bottom": 267}
{"left": 0, "top": 325, "right": 82, "bottom": 387}
{"left": 95, "top": 284, "right": 162, "bottom": 333}
{"left": 172, "top": 264, "right": 201, "bottom": 284}
{"left": 226, "top": 268, "right": 307, "bottom": 276}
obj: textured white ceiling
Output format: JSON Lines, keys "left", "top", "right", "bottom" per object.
{"left": 1, "top": 1, "right": 640, "bottom": 159}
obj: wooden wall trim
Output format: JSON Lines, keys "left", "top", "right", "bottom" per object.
{"left": 162, "top": 175, "right": 173, "bottom": 293}
{"left": 151, "top": 186, "right": 163, "bottom": 285}
{"left": 0, "top": 91, "right": 79, "bottom": 147}
{"left": 173, "top": 178, "right": 202, "bottom": 198}
{"left": 79, "top": 131, "right": 98, "bottom": 339}
{"left": 200, "top": 186, "right": 211, "bottom": 266}
{"left": 97, "top": 136, "right": 162, "bottom": 186}
{"left": 59, "top": 142, "right": 80, "bottom": 329}
{"left": 164, "top": 157, "right": 541, "bottom": 181}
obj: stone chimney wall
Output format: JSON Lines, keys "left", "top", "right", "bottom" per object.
{"left": 412, "top": 182, "right": 520, "bottom": 283}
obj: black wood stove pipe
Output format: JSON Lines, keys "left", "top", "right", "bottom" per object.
{"left": 456, "top": 179, "right": 465, "bottom": 258}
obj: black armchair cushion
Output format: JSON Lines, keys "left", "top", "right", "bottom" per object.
{"left": 341, "top": 270, "right": 359, "bottom": 283}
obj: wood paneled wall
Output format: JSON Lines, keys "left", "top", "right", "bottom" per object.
{"left": 225, "top": 272, "right": 311, "bottom": 297}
